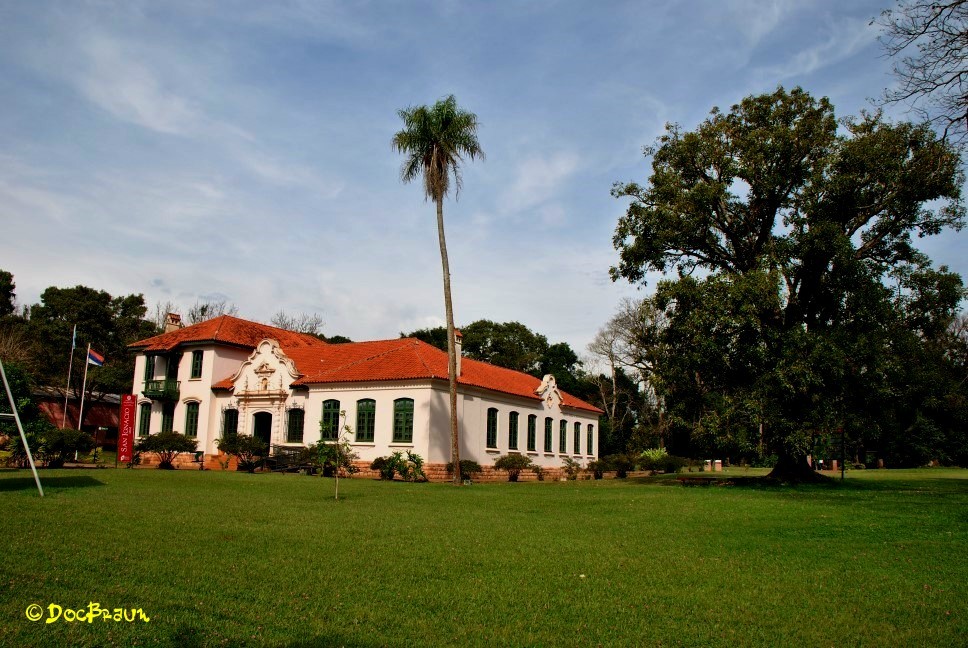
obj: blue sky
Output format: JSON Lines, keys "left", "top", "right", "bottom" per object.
{"left": 1, "top": 1, "right": 964, "bottom": 355}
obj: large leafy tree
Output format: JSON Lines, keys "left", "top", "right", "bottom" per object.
{"left": 393, "top": 95, "right": 483, "bottom": 484}
{"left": 611, "top": 87, "right": 964, "bottom": 479}
{"left": 28, "top": 285, "right": 157, "bottom": 402}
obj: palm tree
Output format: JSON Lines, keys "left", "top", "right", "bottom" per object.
{"left": 392, "top": 95, "right": 483, "bottom": 485}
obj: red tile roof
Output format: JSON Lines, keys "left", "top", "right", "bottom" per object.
{"left": 128, "top": 315, "right": 328, "bottom": 353}
{"left": 212, "top": 337, "right": 602, "bottom": 414}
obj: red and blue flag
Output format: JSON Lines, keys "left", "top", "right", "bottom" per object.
{"left": 87, "top": 348, "right": 105, "bottom": 366}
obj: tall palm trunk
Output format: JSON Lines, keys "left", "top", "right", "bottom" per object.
{"left": 436, "top": 196, "right": 461, "bottom": 484}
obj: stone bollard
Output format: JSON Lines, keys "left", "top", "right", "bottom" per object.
{"left": 713, "top": 460, "right": 723, "bottom": 472}
{"left": 704, "top": 460, "right": 712, "bottom": 472}
{"left": 877, "top": 458, "right": 884, "bottom": 469}
{"left": 830, "top": 459, "right": 838, "bottom": 471}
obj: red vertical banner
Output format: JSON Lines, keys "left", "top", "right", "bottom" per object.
{"left": 118, "top": 394, "right": 136, "bottom": 463}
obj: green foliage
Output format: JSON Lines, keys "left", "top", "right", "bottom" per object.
{"left": 5, "top": 419, "right": 95, "bottom": 468}
{"left": 136, "top": 431, "right": 197, "bottom": 470}
{"left": 372, "top": 452, "right": 426, "bottom": 482}
{"left": 639, "top": 447, "right": 668, "bottom": 463}
{"left": 493, "top": 454, "right": 534, "bottom": 482}
{"left": 602, "top": 454, "right": 635, "bottom": 478}
{"left": 0, "top": 269, "right": 15, "bottom": 318}
{"left": 445, "top": 459, "right": 482, "bottom": 481}
{"left": 586, "top": 459, "right": 608, "bottom": 479}
{"left": 610, "top": 87, "right": 966, "bottom": 476}
{"left": 216, "top": 434, "right": 268, "bottom": 473}
{"left": 313, "top": 439, "right": 360, "bottom": 477}
{"left": 561, "top": 456, "right": 582, "bottom": 480}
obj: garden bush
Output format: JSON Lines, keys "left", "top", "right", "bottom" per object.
{"left": 561, "top": 456, "right": 582, "bottom": 480}
{"left": 603, "top": 454, "right": 635, "bottom": 478}
{"left": 587, "top": 459, "right": 607, "bottom": 479}
{"left": 216, "top": 433, "right": 268, "bottom": 473}
{"left": 493, "top": 454, "right": 533, "bottom": 482}
{"left": 445, "top": 459, "right": 482, "bottom": 482}
{"left": 137, "top": 431, "right": 198, "bottom": 469}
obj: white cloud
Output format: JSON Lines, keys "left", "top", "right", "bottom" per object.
{"left": 757, "top": 16, "right": 877, "bottom": 81}
{"left": 499, "top": 151, "right": 581, "bottom": 214}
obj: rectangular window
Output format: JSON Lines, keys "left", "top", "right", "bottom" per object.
{"left": 138, "top": 402, "right": 151, "bottom": 437}
{"left": 161, "top": 403, "right": 175, "bottom": 433}
{"left": 356, "top": 399, "right": 375, "bottom": 442}
{"left": 223, "top": 409, "right": 239, "bottom": 437}
{"left": 143, "top": 356, "right": 155, "bottom": 382}
{"left": 587, "top": 424, "right": 594, "bottom": 455}
{"left": 287, "top": 408, "right": 305, "bottom": 443}
{"left": 574, "top": 422, "right": 581, "bottom": 455}
{"left": 527, "top": 415, "right": 537, "bottom": 451}
{"left": 166, "top": 354, "right": 181, "bottom": 381}
{"left": 393, "top": 398, "right": 414, "bottom": 443}
{"left": 559, "top": 420, "right": 567, "bottom": 453}
{"left": 190, "top": 350, "right": 203, "bottom": 379}
{"left": 508, "top": 412, "right": 519, "bottom": 450}
{"left": 184, "top": 402, "right": 199, "bottom": 438}
{"left": 544, "top": 417, "right": 553, "bottom": 453}
{"left": 486, "top": 408, "right": 498, "bottom": 448}
{"left": 320, "top": 400, "right": 340, "bottom": 441}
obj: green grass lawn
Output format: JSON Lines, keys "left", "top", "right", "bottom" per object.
{"left": 0, "top": 467, "right": 965, "bottom": 647}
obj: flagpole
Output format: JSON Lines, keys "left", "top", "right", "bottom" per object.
{"left": 62, "top": 324, "right": 76, "bottom": 428}
{"left": 77, "top": 343, "right": 91, "bottom": 452}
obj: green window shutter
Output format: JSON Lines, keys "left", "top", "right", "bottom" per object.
{"left": 393, "top": 398, "right": 414, "bottom": 443}
{"left": 544, "top": 417, "right": 553, "bottom": 453}
{"left": 574, "top": 422, "right": 581, "bottom": 455}
{"left": 287, "top": 408, "right": 305, "bottom": 443}
{"left": 527, "top": 415, "right": 537, "bottom": 451}
{"left": 143, "top": 356, "right": 155, "bottom": 382}
{"left": 587, "top": 424, "right": 594, "bottom": 455}
{"left": 185, "top": 402, "right": 199, "bottom": 438}
{"left": 486, "top": 408, "right": 498, "bottom": 448}
{"left": 508, "top": 412, "right": 519, "bottom": 450}
{"left": 190, "top": 350, "right": 203, "bottom": 379}
{"left": 559, "top": 420, "right": 567, "bottom": 453}
{"left": 355, "top": 399, "right": 376, "bottom": 442}
{"left": 161, "top": 403, "right": 174, "bottom": 433}
{"left": 223, "top": 409, "right": 238, "bottom": 437}
{"left": 138, "top": 402, "right": 151, "bottom": 437}
{"left": 321, "top": 400, "right": 340, "bottom": 441}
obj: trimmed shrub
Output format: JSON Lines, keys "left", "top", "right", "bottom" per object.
{"left": 561, "top": 456, "right": 582, "bottom": 480}
{"left": 137, "top": 431, "right": 198, "bottom": 470}
{"left": 370, "top": 456, "right": 398, "bottom": 480}
{"left": 603, "top": 454, "right": 635, "bottom": 478}
{"left": 445, "top": 459, "right": 482, "bottom": 482}
{"left": 587, "top": 459, "right": 607, "bottom": 479}
{"left": 493, "top": 454, "right": 534, "bottom": 482}
{"left": 217, "top": 434, "right": 268, "bottom": 473}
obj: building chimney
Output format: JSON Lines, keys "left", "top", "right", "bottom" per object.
{"left": 454, "top": 329, "right": 463, "bottom": 377}
{"left": 164, "top": 313, "right": 183, "bottom": 333}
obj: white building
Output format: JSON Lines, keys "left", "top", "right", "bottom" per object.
{"left": 129, "top": 315, "right": 602, "bottom": 476}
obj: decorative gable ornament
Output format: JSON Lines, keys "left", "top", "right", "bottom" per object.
{"left": 534, "top": 374, "right": 562, "bottom": 409}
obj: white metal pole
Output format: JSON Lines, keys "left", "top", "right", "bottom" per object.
{"left": 61, "top": 324, "right": 76, "bottom": 428}
{"left": 0, "top": 359, "right": 43, "bottom": 497}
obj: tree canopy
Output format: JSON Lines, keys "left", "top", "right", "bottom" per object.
{"left": 611, "top": 87, "right": 966, "bottom": 477}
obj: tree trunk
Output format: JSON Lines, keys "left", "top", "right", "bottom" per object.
{"left": 768, "top": 452, "right": 827, "bottom": 483}
{"left": 436, "top": 197, "right": 461, "bottom": 485}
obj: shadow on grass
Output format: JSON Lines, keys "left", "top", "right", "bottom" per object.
{"left": 0, "top": 475, "right": 106, "bottom": 492}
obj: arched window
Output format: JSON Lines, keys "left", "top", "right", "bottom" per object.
{"left": 356, "top": 399, "right": 376, "bottom": 443}
{"left": 527, "top": 415, "right": 537, "bottom": 451}
{"left": 508, "top": 412, "right": 519, "bottom": 450}
{"left": 486, "top": 408, "right": 498, "bottom": 448}
{"left": 393, "top": 398, "right": 414, "bottom": 443}
{"left": 574, "top": 422, "right": 581, "bottom": 455}
{"left": 222, "top": 408, "right": 239, "bottom": 437}
{"left": 184, "top": 402, "right": 200, "bottom": 438}
{"left": 544, "top": 417, "right": 553, "bottom": 453}
{"left": 587, "top": 424, "right": 594, "bottom": 456}
{"left": 321, "top": 400, "right": 340, "bottom": 441}
{"left": 559, "top": 420, "right": 567, "bottom": 453}
{"left": 286, "top": 408, "right": 305, "bottom": 443}
{"left": 138, "top": 402, "right": 151, "bottom": 437}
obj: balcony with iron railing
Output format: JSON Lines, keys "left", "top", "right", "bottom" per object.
{"left": 142, "top": 379, "right": 180, "bottom": 401}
